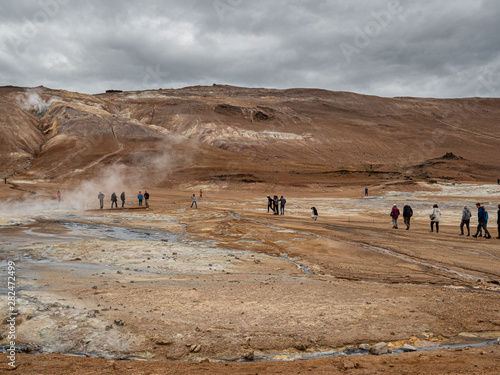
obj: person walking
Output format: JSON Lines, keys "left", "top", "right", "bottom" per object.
{"left": 199, "top": 188, "right": 203, "bottom": 198}
{"left": 430, "top": 204, "right": 441, "bottom": 233}
{"left": 111, "top": 192, "right": 118, "bottom": 208}
{"left": 472, "top": 203, "right": 491, "bottom": 238}
{"left": 390, "top": 204, "right": 400, "bottom": 229}
{"left": 497, "top": 204, "right": 500, "bottom": 239}
{"left": 98, "top": 192, "right": 105, "bottom": 209}
{"left": 267, "top": 196, "right": 273, "bottom": 213}
{"left": 120, "top": 192, "right": 126, "bottom": 208}
{"left": 191, "top": 194, "right": 197, "bottom": 208}
{"left": 137, "top": 191, "right": 143, "bottom": 206}
{"left": 311, "top": 207, "right": 318, "bottom": 220}
{"left": 273, "top": 195, "right": 279, "bottom": 215}
{"left": 460, "top": 206, "right": 472, "bottom": 236}
{"left": 365, "top": 186, "right": 368, "bottom": 196}
{"left": 279, "top": 196, "right": 286, "bottom": 215}
{"left": 57, "top": 190, "right": 61, "bottom": 203}
{"left": 144, "top": 191, "right": 150, "bottom": 208}
{"left": 402, "top": 203, "right": 413, "bottom": 230}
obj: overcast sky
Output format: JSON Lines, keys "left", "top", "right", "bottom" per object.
{"left": 1, "top": 0, "right": 499, "bottom": 98}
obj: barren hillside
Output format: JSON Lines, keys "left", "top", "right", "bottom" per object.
{"left": 2, "top": 85, "right": 500, "bottom": 187}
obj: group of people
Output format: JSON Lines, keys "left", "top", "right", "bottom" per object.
{"left": 390, "top": 202, "right": 500, "bottom": 238}
{"left": 97, "top": 191, "right": 150, "bottom": 209}
{"left": 267, "top": 195, "right": 286, "bottom": 215}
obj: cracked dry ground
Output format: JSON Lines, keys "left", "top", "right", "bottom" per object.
{"left": 1, "top": 187, "right": 500, "bottom": 374}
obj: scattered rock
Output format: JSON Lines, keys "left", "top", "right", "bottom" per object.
{"left": 105, "top": 325, "right": 113, "bottom": 331}
{"left": 19, "top": 343, "right": 40, "bottom": 353}
{"left": 339, "top": 359, "right": 357, "bottom": 370}
{"left": 358, "top": 344, "right": 370, "bottom": 351}
{"left": 295, "top": 344, "right": 307, "bottom": 351}
{"left": 440, "top": 152, "right": 463, "bottom": 160}
{"left": 243, "top": 350, "right": 254, "bottom": 360}
{"left": 114, "top": 319, "right": 125, "bottom": 326}
{"left": 402, "top": 344, "right": 417, "bottom": 352}
{"left": 190, "top": 344, "right": 201, "bottom": 353}
{"left": 370, "top": 342, "right": 389, "bottom": 355}
{"left": 155, "top": 340, "right": 173, "bottom": 346}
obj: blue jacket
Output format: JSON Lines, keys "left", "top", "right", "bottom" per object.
{"left": 477, "top": 207, "right": 486, "bottom": 223}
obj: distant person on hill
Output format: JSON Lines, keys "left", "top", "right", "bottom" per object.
{"left": 57, "top": 190, "right": 61, "bottom": 203}
{"left": 429, "top": 204, "right": 441, "bottom": 233}
{"left": 191, "top": 194, "right": 197, "bottom": 208}
{"left": 402, "top": 203, "right": 413, "bottom": 230}
{"left": 267, "top": 195, "right": 273, "bottom": 213}
{"left": 460, "top": 206, "right": 472, "bottom": 236}
{"left": 497, "top": 204, "right": 500, "bottom": 239}
{"left": 273, "top": 195, "right": 279, "bottom": 215}
{"left": 111, "top": 192, "right": 118, "bottom": 208}
{"left": 144, "top": 191, "right": 150, "bottom": 208}
{"left": 473, "top": 203, "right": 491, "bottom": 238}
{"left": 365, "top": 186, "right": 368, "bottom": 196}
{"left": 390, "top": 204, "right": 400, "bottom": 229}
{"left": 199, "top": 188, "right": 203, "bottom": 198}
{"left": 120, "top": 192, "right": 126, "bottom": 208}
{"left": 98, "top": 192, "right": 105, "bottom": 209}
{"left": 137, "top": 191, "right": 143, "bottom": 206}
{"left": 279, "top": 195, "right": 286, "bottom": 215}
{"left": 311, "top": 207, "right": 318, "bottom": 220}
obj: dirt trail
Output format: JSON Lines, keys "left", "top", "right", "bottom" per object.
{"left": 1, "top": 184, "right": 500, "bottom": 374}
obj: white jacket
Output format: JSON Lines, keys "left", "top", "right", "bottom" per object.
{"left": 430, "top": 207, "right": 441, "bottom": 222}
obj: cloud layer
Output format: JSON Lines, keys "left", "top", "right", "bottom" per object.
{"left": 1, "top": 0, "right": 499, "bottom": 97}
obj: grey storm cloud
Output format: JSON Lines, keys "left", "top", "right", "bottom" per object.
{"left": 0, "top": 0, "right": 499, "bottom": 98}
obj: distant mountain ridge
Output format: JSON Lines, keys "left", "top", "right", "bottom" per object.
{"left": 1, "top": 85, "right": 500, "bottom": 186}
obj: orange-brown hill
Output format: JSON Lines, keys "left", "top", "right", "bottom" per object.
{"left": 1, "top": 85, "right": 500, "bottom": 187}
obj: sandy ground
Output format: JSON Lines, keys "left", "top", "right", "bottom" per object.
{"left": 1, "top": 181, "right": 500, "bottom": 374}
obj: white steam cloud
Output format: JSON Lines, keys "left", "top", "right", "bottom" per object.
{"left": 17, "top": 88, "right": 59, "bottom": 116}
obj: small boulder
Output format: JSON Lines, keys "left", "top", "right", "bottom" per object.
{"left": 370, "top": 342, "right": 388, "bottom": 355}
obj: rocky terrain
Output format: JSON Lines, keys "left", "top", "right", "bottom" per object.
{"left": 1, "top": 86, "right": 500, "bottom": 374}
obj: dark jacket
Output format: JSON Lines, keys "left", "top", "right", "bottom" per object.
{"left": 144, "top": 192, "right": 150, "bottom": 199}
{"left": 403, "top": 205, "right": 413, "bottom": 217}
{"left": 120, "top": 192, "right": 125, "bottom": 201}
{"left": 497, "top": 209, "right": 500, "bottom": 224}
{"left": 477, "top": 207, "right": 486, "bottom": 223}
{"left": 111, "top": 193, "right": 117, "bottom": 202}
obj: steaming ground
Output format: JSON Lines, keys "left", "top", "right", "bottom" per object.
{"left": 1, "top": 182, "right": 500, "bottom": 372}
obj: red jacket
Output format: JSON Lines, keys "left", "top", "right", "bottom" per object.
{"left": 391, "top": 206, "right": 400, "bottom": 219}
